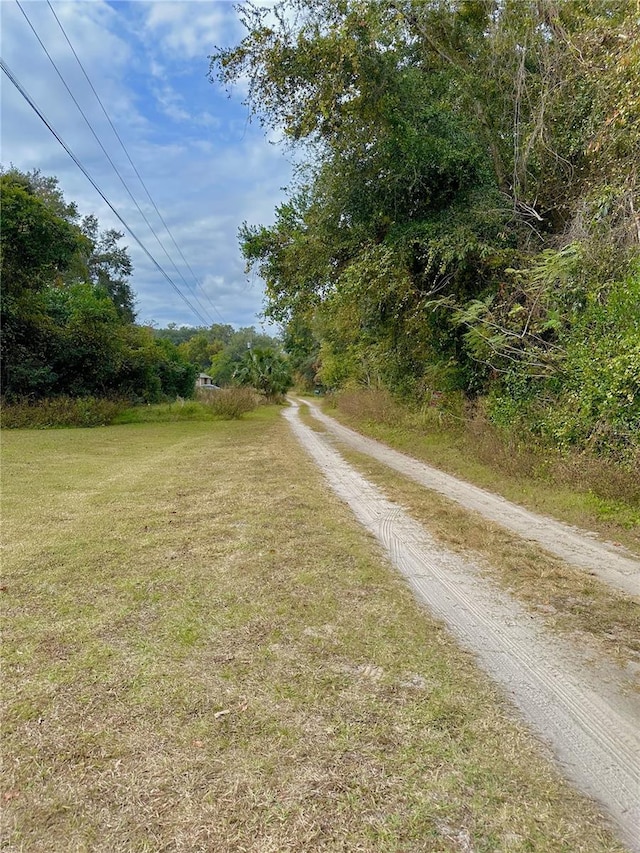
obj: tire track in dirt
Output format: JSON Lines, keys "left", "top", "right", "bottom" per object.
{"left": 300, "top": 399, "right": 640, "bottom": 598}
{"left": 284, "top": 400, "right": 640, "bottom": 852}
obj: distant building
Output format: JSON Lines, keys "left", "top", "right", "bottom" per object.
{"left": 195, "top": 373, "right": 219, "bottom": 389}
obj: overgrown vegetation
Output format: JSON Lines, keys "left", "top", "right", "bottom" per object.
{"left": 112, "top": 389, "right": 259, "bottom": 423}
{"left": 0, "top": 396, "right": 127, "bottom": 429}
{"left": 211, "top": 0, "right": 639, "bottom": 464}
{"left": 196, "top": 385, "right": 260, "bottom": 418}
{"left": 0, "top": 389, "right": 261, "bottom": 430}
{"left": 1, "top": 411, "right": 626, "bottom": 851}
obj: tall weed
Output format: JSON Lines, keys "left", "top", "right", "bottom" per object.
{"left": 466, "top": 401, "right": 639, "bottom": 508}
{"left": 197, "top": 387, "right": 258, "bottom": 419}
{"left": 0, "top": 396, "right": 126, "bottom": 429}
{"left": 332, "top": 387, "right": 403, "bottom": 426}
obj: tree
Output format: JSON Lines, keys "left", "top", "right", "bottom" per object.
{"left": 1, "top": 168, "right": 193, "bottom": 403}
{"left": 177, "top": 332, "right": 219, "bottom": 371}
{"left": 154, "top": 322, "right": 236, "bottom": 347}
{"left": 207, "top": 326, "right": 284, "bottom": 385}
{"left": 234, "top": 346, "right": 293, "bottom": 400}
{"left": 0, "top": 171, "right": 88, "bottom": 297}
{"left": 114, "top": 327, "right": 196, "bottom": 402}
{"left": 211, "top": 0, "right": 639, "bottom": 455}
{"left": 1, "top": 171, "right": 89, "bottom": 396}
{"left": 81, "top": 215, "right": 136, "bottom": 322}
{"left": 1, "top": 168, "right": 135, "bottom": 315}
{"left": 218, "top": 0, "right": 512, "bottom": 395}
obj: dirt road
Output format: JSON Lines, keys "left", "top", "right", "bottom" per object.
{"left": 284, "top": 400, "right": 640, "bottom": 852}
{"left": 301, "top": 399, "right": 640, "bottom": 598}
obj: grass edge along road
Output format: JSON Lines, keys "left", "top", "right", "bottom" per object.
{"left": 317, "top": 391, "right": 640, "bottom": 555}
{"left": 1, "top": 408, "right": 628, "bottom": 851}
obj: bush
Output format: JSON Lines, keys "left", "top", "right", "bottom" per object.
{"left": 196, "top": 387, "right": 258, "bottom": 419}
{"left": 0, "top": 396, "right": 126, "bottom": 429}
{"left": 333, "top": 386, "right": 403, "bottom": 426}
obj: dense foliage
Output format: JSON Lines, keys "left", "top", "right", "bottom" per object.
{"left": 234, "top": 346, "right": 293, "bottom": 399}
{"left": 154, "top": 322, "right": 290, "bottom": 391}
{"left": 211, "top": 0, "right": 639, "bottom": 459}
{"left": 1, "top": 169, "right": 196, "bottom": 403}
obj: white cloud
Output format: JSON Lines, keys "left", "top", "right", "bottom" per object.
{"left": 1, "top": 1, "right": 293, "bottom": 330}
{"left": 151, "top": 83, "right": 192, "bottom": 122}
{"left": 139, "top": 1, "right": 243, "bottom": 61}
{"left": 149, "top": 59, "right": 167, "bottom": 80}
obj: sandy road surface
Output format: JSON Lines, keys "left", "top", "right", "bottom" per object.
{"left": 284, "top": 400, "right": 640, "bottom": 852}
{"left": 301, "top": 399, "right": 640, "bottom": 598}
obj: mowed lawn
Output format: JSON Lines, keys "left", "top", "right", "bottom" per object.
{"left": 1, "top": 409, "right": 625, "bottom": 852}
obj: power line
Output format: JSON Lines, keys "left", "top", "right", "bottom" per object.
{"left": 16, "top": 0, "right": 215, "bottom": 326}
{"left": 0, "top": 56, "right": 211, "bottom": 326}
{"left": 15, "top": 0, "right": 216, "bottom": 326}
{"left": 45, "top": 0, "right": 227, "bottom": 325}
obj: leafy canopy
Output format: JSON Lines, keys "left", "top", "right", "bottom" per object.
{"left": 1, "top": 168, "right": 195, "bottom": 402}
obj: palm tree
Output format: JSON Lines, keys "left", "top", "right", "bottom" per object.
{"left": 234, "top": 347, "right": 293, "bottom": 400}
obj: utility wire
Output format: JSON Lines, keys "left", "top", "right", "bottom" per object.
{"left": 15, "top": 0, "right": 216, "bottom": 326}
{"left": 45, "top": 0, "right": 227, "bottom": 325}
{"left": 0, "top": 56, "right": 211, "bottom": 326}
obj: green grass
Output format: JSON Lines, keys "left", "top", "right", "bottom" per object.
{"left": 0, "top": 409, "right": 627, "bottom": 851}
{"left": 112, "top": 399, "right": 217, "bottom": 423}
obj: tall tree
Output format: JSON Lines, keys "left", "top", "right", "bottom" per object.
{"left": 81, "top": 215, "right": 136, "bottom": 322}
{"left": 1, "top": 168, "right": 194, "bottom": 402}
{"left": 211, "top": 0, "right": 639, "bottom": 453}
{"left": 0, "top": 171, "right": 88, "bottom": 297}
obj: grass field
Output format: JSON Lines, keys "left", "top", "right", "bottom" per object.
{"left": 0, "top": 408, "right": 627, "bottom": 851}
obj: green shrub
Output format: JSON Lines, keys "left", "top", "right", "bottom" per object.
{"left": 484, "top": 264, "right": 640, "bottom": 461}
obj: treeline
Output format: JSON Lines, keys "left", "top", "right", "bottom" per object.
{"left": 1, "top": 168, "right": 196, "bottom": 403}
{"left": 0, "top": 165, "right": 293, "bottom": 411}
{"left": 154, "top": 323, "right": 293, "bottom": 400}
{"left": 211, "top": 0, "right": 639, "bottom": 459}
{"left": 154, "top": 322, "right": 284, "bottom": 386}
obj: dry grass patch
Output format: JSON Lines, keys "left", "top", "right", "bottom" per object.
{"left": 0, "top": 410, "right": 628, "bottom": 851}
{"left": 196, "top": 386, "right": 260, "bottom": 418}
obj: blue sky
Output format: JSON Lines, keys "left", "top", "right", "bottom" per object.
{"left": 0, "top": 0, "right": 293, "bottom": 330}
